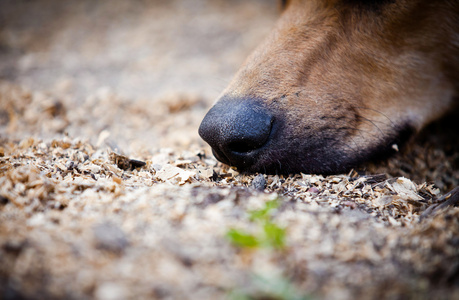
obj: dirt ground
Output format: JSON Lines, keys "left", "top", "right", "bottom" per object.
{"left": 1, "top": 1, "right": 458, "bottom": 299}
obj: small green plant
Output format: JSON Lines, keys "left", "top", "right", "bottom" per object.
{"left": 248, "top": 199, "right": 280, "bottom": 221}
{"left": 262, "top": 221, "right": 286, "bottom": 249}
{"left": 226, "top": 199, "right": 286, "bottom": 250}
{"left": 226, "top": 229, "right": 261, "bottom": 248}
{"left": 226, "top": 200, "right": 310, "bottom": 300}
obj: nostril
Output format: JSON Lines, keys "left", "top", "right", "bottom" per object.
{"left": 226, "top": 119, "right": 273, "bottom": 154}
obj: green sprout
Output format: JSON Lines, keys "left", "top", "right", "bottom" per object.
{"left": 249, "top": 199, "right": 280, "bottom": 222}
{"left": 226, "top": 199, "right": 286, "bottom": 250}
{"left": 262, "top": 222, "right": 286, "bottom": 250}
{"left": 226, "top": 200, "right": 310, "bottom": 300}
{"left": 226, "top": 229, "right": 260, "bottom": 248}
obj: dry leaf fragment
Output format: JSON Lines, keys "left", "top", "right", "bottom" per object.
{"left": 109, "top": 152, "right": 146, "bottom": 170}
{"left": 156, "top": 164, "right": 194, "bottom": 184}
{"left": 197, "top": 168, "right": 215, "bottom": 180}
{"left": 391, "top": 177, "right": 423, "bottom": 201}
{"left": 375, "top": 195, "right": 393, "bottom": 208}
{"left": 129, "top": 159, "right": 147, "bottom": 169}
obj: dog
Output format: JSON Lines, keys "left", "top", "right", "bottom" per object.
{"left": 199, "top": 0, "right": 458, "bottom": 175}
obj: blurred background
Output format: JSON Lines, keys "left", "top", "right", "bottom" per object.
{"left": 0, "top": 0, "right": 277, "bottom": 100}
{"left": 0, "top": 0, "right": 278, "bottom": 153}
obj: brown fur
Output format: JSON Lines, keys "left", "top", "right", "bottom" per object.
{"left": 200, "top": 0, "right": 459, "bottom": 174}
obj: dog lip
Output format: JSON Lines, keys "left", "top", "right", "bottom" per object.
{"left": 211, "top": 148, "right": 230, "bottom": 165}
{"left": 218, "top": 147, "right": 257, "bottom": 170}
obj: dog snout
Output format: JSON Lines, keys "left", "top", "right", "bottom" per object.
{"left": 198, "top": 97, "right": 273, "bottom": 169}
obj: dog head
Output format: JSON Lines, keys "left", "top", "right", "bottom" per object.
{"left": 199, "top": 0, "right": 458, "bottom": 174}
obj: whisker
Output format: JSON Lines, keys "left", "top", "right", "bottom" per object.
{"left": 357, "top": 115, "right": 387, "bottom": 140}
{"left": 354, "top": 105, "right": 397, "bottom": 128}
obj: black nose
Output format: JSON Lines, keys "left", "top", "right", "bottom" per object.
{"left": 198, "top": 97, "right": 273, "bottom": 170}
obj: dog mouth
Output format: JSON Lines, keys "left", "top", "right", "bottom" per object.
{"left": 199, "top": 96, "right": 415, "bottom": 175}
{"left": 197, "top": 97, "right": 340, "bottom": 174}
{"left": 198, "top": 96, "right": 344, "bottom": 174}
